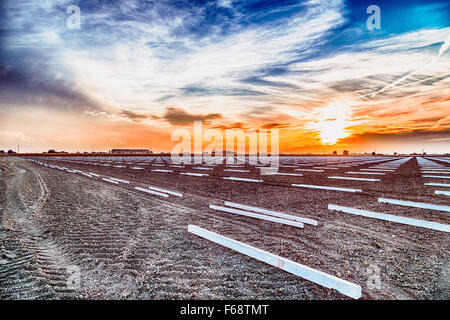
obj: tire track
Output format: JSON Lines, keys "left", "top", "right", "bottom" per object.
{"left": 0, "top": 159, "right": 79, "bottom": 299}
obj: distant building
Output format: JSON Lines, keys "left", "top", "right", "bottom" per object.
{"left": 110, "top": 149, "right": 152, "bottom": 154}
{"left": 46, "top": 150, "right": 68, "bottom": 154}
{"left": 343, "top": 150, "right": 349, "bottom": 155}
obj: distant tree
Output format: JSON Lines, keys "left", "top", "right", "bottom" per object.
{"left": 7, "top": 149, "right": 16, "bottom": 154}
{"left": 343, "top": 150, "right": 349, "bottom": 155}
{"left": 371, "top": 151, "right": 376, "bottom": 156}
{"left": 48, "top": 149, "right": 57, "bottom": 153}
{"left": 332, "top": 150, "right": 337, "bottom": 155}
{"left": 0, "top": 150, "right": 5, "bottom": 154}
{"left": 394, "top": 152, "right": 398, "bottom": 155}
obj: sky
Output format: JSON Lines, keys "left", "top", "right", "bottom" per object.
{"left": 0, "top": 0, "right": 449, "bottom": 154}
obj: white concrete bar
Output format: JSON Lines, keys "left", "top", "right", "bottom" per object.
{"left": 209, "top": 205, "right": 304, "bottom": 228}
{"left": 151, "top": 169, "right": 173, "bottom": 173}
{"left": 188, "top": 225, "right": 362, "bottom": 299}
{"left": 109, "top": 177, "right": 130, "bottom": 184}
{"left": 292, "top": 184, "right": 362, "bottom": 193}
{"left": 435, "top": 190, "right": 450, "bottom": 196}
{"left": 134, "top": 187, "right": 169, "bottom": 197}
{"left": 328, "top": 176, "right": 380, "bottom": 182}
{"left": 89, "top": 172, "right": 100, "bottom": 177}
{"left": 224, "top": 201, "right": 318, "bottom": 226}
{"left": 223, "top": 169, "right": 250, "bottom": 172}
{"left": 346, "top": 172, "right": 385, "bottom": 175}
{"left": 148, "top": 186, "right": 183, "bottom": 197}
{"left": 422, "top": 171, "right": 450, "bottom": 174}
{"left": 223, "top": 177, "right": 263, "bottom": 183}
{"left": 425, "top": 183, "right": 450, "bottom": 187}
{"left": 294, "top": 169, "right": 324, "bottom": 172}
{"left": 378, "top": 198, "right": 450, "bottom": 213}
{"left": 180, "top": 172, "right": 209, "bottom": 177}
{"left": 131, "top": 167, "right": 145, "bottom": 170}
{"left": 265, "top": 172, "right": 303, "bottom": 176}
{"left": 328, "top": 204, "right": 450, "bottom": 233}
{"left": 423, "top": 175, "right": 450, "bottom": 179}
{"left": 102, "top": 178, "right": 119, "bottom": 184}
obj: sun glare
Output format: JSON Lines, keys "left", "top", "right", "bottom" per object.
{"left": 313, "top": 103, "right": 352, "bottom": 145}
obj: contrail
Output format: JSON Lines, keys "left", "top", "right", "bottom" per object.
{"left": 357, "top": 71, "right": 450, "bottom": 99}
{"left": 366, "top": 31, "right": 450, "bottom": 98}
{"left": 438, "top": 31, "right": 450, "bottom": 57}
{"left": 281, "top": 31, "right": 450, "bottom": 117}
{"left": 385, "top": 72, "right": 450, "bottom": 90}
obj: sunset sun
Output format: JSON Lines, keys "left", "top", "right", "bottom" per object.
{"left": 312, "top": 103, "right": 353, "bottom": 145}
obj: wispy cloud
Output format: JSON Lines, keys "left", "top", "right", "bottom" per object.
{"left": 0, "top": 0, "right": 449, "bottom": 152}
{"left": 156, "top": 107, "right": 223, "bottom": 126}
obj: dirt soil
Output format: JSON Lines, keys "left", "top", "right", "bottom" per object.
{"left": 0, "top": 157, "right": 449, "bottom": 300}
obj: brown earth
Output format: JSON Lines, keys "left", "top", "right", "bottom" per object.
{"left": 0, "top": 157, "right": 449, "bottom": 300}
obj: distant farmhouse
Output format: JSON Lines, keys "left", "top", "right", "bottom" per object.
{"left": 110, "top": 149, "right": 152, "bottom": 154}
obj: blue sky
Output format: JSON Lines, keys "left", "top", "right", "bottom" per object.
{"left": 0, "top": 0, "right": 449, "bottom": 153}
